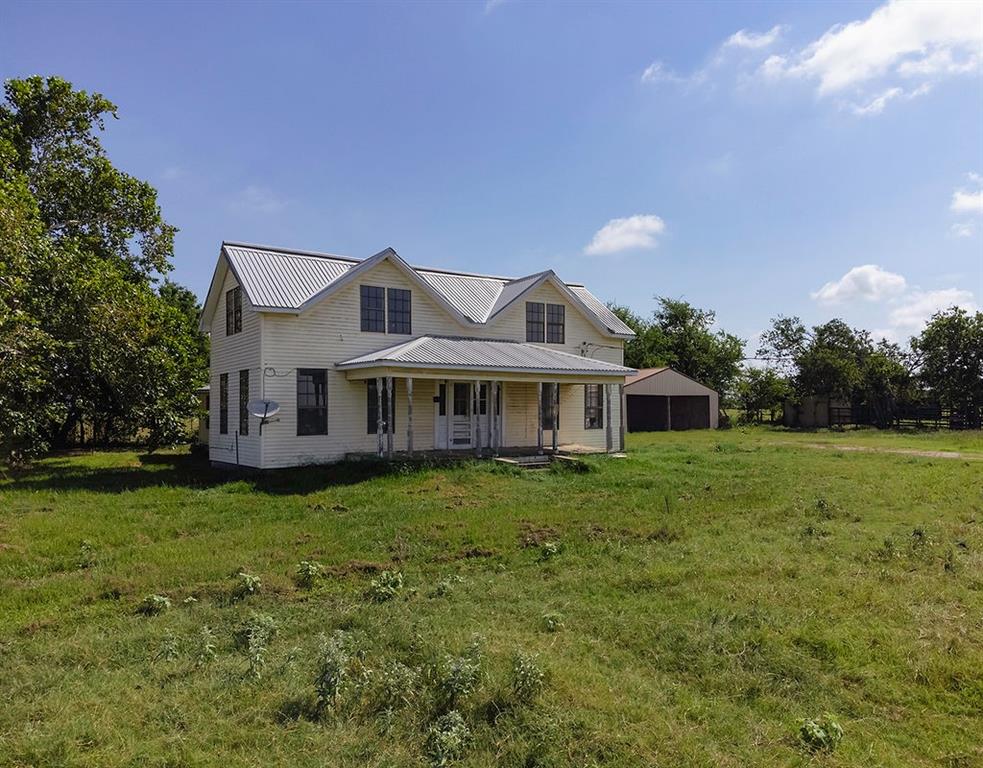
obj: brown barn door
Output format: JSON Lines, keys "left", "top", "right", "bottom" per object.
{"left": 668, "top": 395, "right": 710, "bottom": 429}
{"left": 627, "top": 395, "right": 669, "bottom": 432}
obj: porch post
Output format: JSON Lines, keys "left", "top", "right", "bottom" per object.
{"left": 376, "top": 376, "right": 384, "bottom": 457}
{"left": 386, "top": 375, "right": 394, "bottom": 459}
{"left": 468, "top": 380, "right": 476, "bottom": 455}
{"left": 619, "top": 383, "right": 626, "bottom": 451}
{"left": 406, "top": 377, "right": 414, "bottom": 456}
{"left": 486, "top": 380, "right": 493, "bottom": 451}
{"left": 491, "top": 381, "right": 499, "bottom": 455}
{"left": 605, "top": 383, "right": 613, "bottom": 452}
{"left": 444, "top": 380, "right": 451, "bottom": 452}
{"left": 536, "top": 381, "right": 544, "bottom": 454}
{"left": 551, "top": 382, "right": 559, "bottom": 453}
{"left": 473, "top": 379, "right": 482, "bottom": 456}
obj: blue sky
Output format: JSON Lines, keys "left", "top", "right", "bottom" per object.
{"left": 3, "top": 0, "right": 981, "bottom": 349}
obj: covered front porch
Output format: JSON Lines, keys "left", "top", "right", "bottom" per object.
{"left": 335, "top": 336, "right": 635, "bottom": 459}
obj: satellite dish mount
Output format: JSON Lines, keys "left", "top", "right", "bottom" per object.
{"left": 247, "top": 399, "right": 281, "bottom": 434}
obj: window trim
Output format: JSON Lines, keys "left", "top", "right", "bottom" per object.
{"left": 360, "top": 285, "right": 386, "bottom": 333}
{"left": 525, "top": 301, "right": 545, "bottom": 343}
{"left": 546, "top": 303, "right": 565, "bottom": 344}
{"left": 584, "top": 383, "right": 604, "bottom": 430}
{"left": 219, "top": 373, "right": 229, "bottom": 435}
{"left": 296, "top": 369, "right": 328, "bottom": 436}
{"left": 239, "top": 369, "right": 249, "bottom": 436}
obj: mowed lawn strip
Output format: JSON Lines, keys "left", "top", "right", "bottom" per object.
{"left": 1, "top": 429, "right": 981, "bottom": 767}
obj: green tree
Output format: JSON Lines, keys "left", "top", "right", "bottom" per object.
{"left": 733, "top": 367, "right": 791, "bottom": 424}
{"left": 0, "top": 76, "right": 205, "bottom": 463}
{"left": 912, "top": 307, "right": 983, "bottom": 428}
{"left": 610, "top": 298, "right": 744, "bottom": 395}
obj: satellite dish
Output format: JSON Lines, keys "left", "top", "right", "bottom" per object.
{"left": 247, "top": 399, "right": 281, "bottom": 420}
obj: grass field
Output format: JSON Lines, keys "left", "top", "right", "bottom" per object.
{"left": 1, "top": 428, "right": 981, "bottom": 767}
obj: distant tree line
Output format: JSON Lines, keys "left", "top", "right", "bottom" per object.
{"left": 610, "top": 297, "right": 982, "bottom": 430}
{"left": 0, "top": 76, "right": 207, "bottom": 465}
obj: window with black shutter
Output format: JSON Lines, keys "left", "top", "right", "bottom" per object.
{"left": 366, "top": 379, "right": 397, "bottom": 433}
{"left": 526, "top": 302, "right": 545, "bottom": 342}
{"left": 297, "top": 369, "right": 328, "bottom": 435}
{"left": 546, "top": 303, "right": 565, "bottom": 344}
{"left": 360, "top": 286, "right": 385, "bottom": 332}
{"left": 239, "top": 369, "right": 249, "bottom": 436}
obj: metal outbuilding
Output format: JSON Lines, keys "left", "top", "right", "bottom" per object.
{"left": 624, "top": 368, "right": 719, "bottom": 431}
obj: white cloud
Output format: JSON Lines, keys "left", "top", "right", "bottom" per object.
{"left": 949, "top": 222, "right": 975, "bottom": 238}
{"left": 228, "top": 185, "right": 287, "bottom": 215}
{"left": 640, "top": 60, "right": 697, "bottom": 85}
{"left": 583, "top": 214, "right": 666, "bottom": 256}
{"left": 951, "top": 189, "right": 983, "bottom": 214}
{"left": 724, "top": 25, "right": 784, "bottom": 50}
{"left": 759, "top": 0, "right": 981, "bottom": 114}
{"left": 811, "top": 264, "right": 907, "bottom": 304}
{"left": 888, "top": 288, "right": 977, "bottom": 331}
{"left": 483, "top": 0, "right": 508, "bottom": 14}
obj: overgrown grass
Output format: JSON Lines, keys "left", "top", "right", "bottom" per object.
{"left": 1, "top": 429, "right": 981, "bottom": 767}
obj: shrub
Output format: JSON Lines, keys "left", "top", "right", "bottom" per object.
{"left": 799, "top": 714, "right": 843, "bottom": 753}
{"left": 541, "top": 612, "right": 564, "bottom": 633}
{"left": 425, "top": 710, "right": 471, "bottom": 767}
{"left": 435, "top": 637, "right": 484, "bottom": 708}
{"left": 368, "top": 570, "right": 404, "bottom": 602}
{"left": 136, "top": 594, "right": 171, "bottom": 616}
{"left": 315, "top": 630, "right": 354, "bottom": 710}
{"left": 510, "top": 651, "right": 546, "bottom": 704}
{"left": 155, "top": 630, "right": 180, "bottom": 662}
{"left": 195, "top": 625, "right": 218, "bottom": 667}
{"left": 538, "top": 541, "right": 561, "bottom": 562}
{"left": 77, "top": 540, "right": 96, "bottom": 569}
{"left": 233, "top": 613, "right": 278, "bottom": 679}
{"left": 232, "top": 571, "right": 262, "bottom": 601}
{"left": 377, "top": 660, "right": 420, "bottom": 710}
{"left": 428, "top": 575, "right": 463, "bottom": 598}
{"left": 294, "top": 560, "right": 323, "bottom": 589}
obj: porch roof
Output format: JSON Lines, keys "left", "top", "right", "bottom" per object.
{"left": 335, "top": 335, "right": 635, "bottom": 377}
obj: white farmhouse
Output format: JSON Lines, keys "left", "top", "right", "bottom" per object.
{"left": 199, "top": 242, "right": 636, "bottom": 468}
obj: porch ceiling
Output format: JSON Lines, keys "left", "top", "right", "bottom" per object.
{"left": 336, "top": 335, "right": 635, "bottom": 382}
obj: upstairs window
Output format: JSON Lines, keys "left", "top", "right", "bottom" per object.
{"left": 297, "top": 369, "right": 328, "bottom": 435}
{"left": 387, "top": 288, "right": 412, "bottom": 334}
{"left": 525, "top": 302, "right": 545, "bottom": 342}
{"left": 219, "top": 373, "right": 229, "bottom": 434}
{"left": 226, "top": 287, "right": 242, "bottom": 335}
{"left": 239, "top": 369, "right": 250, "bottom": 436}
{"left": 584, "top": 384, "right": 603, "bottom": 430}
{"left": 367, "top": 379, "right": 397, "bottom": 433}
{"left": 546, "top": 303, "right": 565, "bottom": 344}
{"left": 360, "top": 285, "right": 385, "bottom": 332}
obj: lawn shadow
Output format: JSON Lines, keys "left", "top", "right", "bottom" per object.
{"left": 3, "top": 451, "right": 454, "bottom": 496}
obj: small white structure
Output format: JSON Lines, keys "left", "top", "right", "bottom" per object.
{"left": 198, "top": 241, "right": 637, "bottom": 468}
{"left": 624, "top": 367, "right": 719, "bottom": 431}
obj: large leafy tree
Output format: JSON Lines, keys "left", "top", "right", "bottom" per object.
{"left": 0, "top": 76, "right": 205, "bottom": 464}
{"left": 912, "top": 307, "right": 983, "bottom": 427}
{"left": 758, "top": 316, "right": 913, "bottom": 420}
{"left": 611, "top": 298, "right": 744, "bottom": 394}
{"left": 733, "top": 367, "right": 791, "bottom": 423}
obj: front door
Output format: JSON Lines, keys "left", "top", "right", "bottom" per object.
{"left": 434, "top": 381, "right": 497, "bottom": 449}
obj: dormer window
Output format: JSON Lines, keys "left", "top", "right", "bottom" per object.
{"left": 225, "top": 287, "right": 242, "bottom": 335}
{"left": 546, "top": 303, "right": 565, "bottom": 344}
{"left": 526, "top": 301, "right": 565, "bottom": 343}
{"left": 361, "top": 285, "right": 411, "bottom": 334}
{"left": 525, "top": 302, "right": 545, "bottom": 342}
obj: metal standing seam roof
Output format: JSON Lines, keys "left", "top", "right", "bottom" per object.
{"left": 219, "top": 242, "right": 635, "bottom": 335}
{"left": 336, "top": 335, "right": 636, "bottom": 375}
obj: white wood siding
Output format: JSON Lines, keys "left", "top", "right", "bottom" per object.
{"left": 208, "top": 268, "right": 262, "bottom": 466}
{"left": 213, "top": 258, "right": 625, "bottom": 467}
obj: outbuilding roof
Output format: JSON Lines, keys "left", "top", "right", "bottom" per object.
{"left": 336, "top": 335, "right": 636, "bottom": 376}
{"left": 205, "top": 241, "right": 635, "bottom": 338}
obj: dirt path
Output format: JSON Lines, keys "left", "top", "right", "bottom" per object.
{"left": 785, "top": 442, "right": 983, "bottom": 461}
